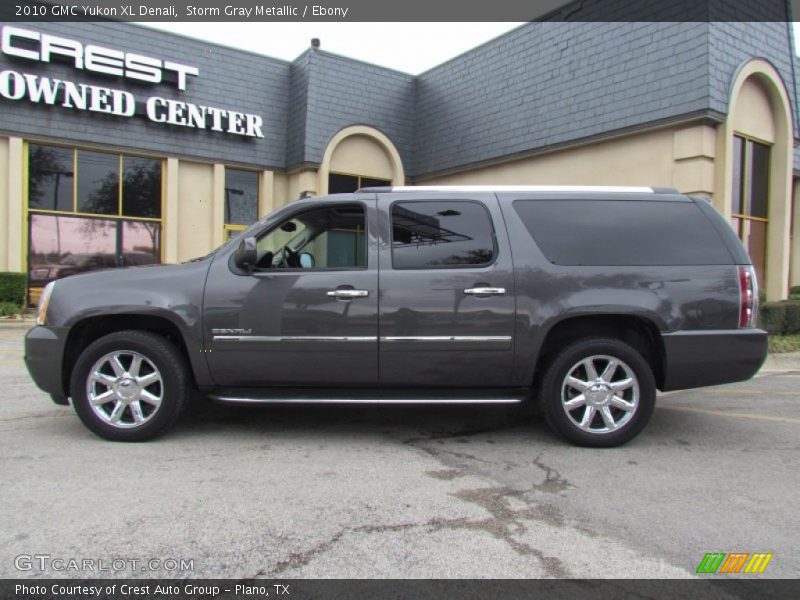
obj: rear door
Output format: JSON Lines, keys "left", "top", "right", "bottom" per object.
{"left": 376, "top": 192, "right": 516, "bottom": 387}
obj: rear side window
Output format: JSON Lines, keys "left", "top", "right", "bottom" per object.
{"left": 391, "top": 201, "right": 496, "bottom": 269}
{"left": 513, "top": 199, "right": 733, "bottom": 266}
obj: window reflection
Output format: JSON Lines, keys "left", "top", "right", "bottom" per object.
{"left": 27, "top": 144, "right": 164, "bottom": 303}
{"left": 28, "top": 214, "right": 161, "bottom": 287}
{"left": 77, "top": 150, "right": 119, "bottom": 215}
{"left": 28, "top": 144, "right": 74, "bottom": 212}
{"left": 28, "top": 214, "right": 117, "bottom": 287}
{"left": 120, "top": 220, "right": 161, "bottom": 266}
{"left": 391, "top": 201, "right": 495, "bottom": 269}
{"left": 123, "top": 157, "right": 162, "bottom": 218}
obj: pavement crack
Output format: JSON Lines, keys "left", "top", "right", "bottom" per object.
{"left": 531, "top": 455, "right": 573, "bottom": 493}
{"left": 269, "top": 483, "right": 571, "bottom": 578}
{"left": 450, "top": 486, "right": 570, "bottom": 577}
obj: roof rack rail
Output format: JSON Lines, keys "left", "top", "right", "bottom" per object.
{"left": 356, "top": 185, "right": 679, "bottom": 194}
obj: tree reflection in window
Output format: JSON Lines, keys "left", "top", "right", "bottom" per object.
{"left": 28, "top": 144, "right": 74, "bottom": 212}
{"left": 123, "top": 157, "right": 162, "bottom": 218}
{"left": 77, "top": 150, "right": 119, "bottom": 215}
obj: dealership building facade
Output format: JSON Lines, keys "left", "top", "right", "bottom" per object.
{"left": 1, "top": 17, "right": 799, "bottom": 302}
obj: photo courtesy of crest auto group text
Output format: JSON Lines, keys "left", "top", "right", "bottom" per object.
{"left": 0, "top": 0, "right": 798, "bottom": 597}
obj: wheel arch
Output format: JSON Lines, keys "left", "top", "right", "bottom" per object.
{"left": 62, "top": 313, "right": 199, "bottom": 397}
{"left": 532, "top": 313, "right": 666, "bottom": 390}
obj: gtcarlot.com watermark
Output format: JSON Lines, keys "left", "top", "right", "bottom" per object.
{"left": 14, "top": 553, "right": 194, "bottom": 573}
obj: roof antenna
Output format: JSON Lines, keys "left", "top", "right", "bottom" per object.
{"left": 311, "top": 38, "right": 321, "bottom": 49}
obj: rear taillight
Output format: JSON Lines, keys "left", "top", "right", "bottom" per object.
{"left": 738, "top": 265, "right": 758, "bottom": 328}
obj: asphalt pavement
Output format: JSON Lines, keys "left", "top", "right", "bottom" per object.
{"left": 1, "top": 321, "right": 797, "bottom": 579}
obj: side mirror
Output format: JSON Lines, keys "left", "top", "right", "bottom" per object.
{"left": 234, "top": 237, "right": 257, "bottom": 272}
{"left": 299, "top": 252, "right": 315, "bottom": 269}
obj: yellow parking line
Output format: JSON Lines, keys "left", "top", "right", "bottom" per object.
{"left": 659, "top": 405, "right": 800, "bottom": 425}
{"left": 0, "top": 359, "right": 22, "bottom": 365}
{"left": 692, "top": 389, "right": 800, "bottom": 396}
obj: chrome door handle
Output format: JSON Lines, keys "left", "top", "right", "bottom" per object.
{"left": 464, "top": 287, "right": 506, "bottom": 296}
{"left": 327, "top": 289, "right": 369, "bottom": 299}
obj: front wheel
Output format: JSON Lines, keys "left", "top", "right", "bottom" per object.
{"left": 70, "top": 330, "right": 191, "bottom": 442}
{"left": 540, "top": 337, "right": 656, "bottom": 447}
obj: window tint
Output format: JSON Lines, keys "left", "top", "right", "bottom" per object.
{"left": 391, "top": 201, "right": 496, "bottom": 269}
{"left": 513, "top": 199, "right": 733, "bottom": 266}
{"left": 28, "top": 144, "right": 74, "bottom": 212}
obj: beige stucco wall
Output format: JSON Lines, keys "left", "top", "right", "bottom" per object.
{"left": 272, "top": 172, "right": 290, "bottom": 209}
{"left": 329, "top": 134, "right": 395, "bottom": 180}
{"left": 286, "top": 169, "right": 318, "bottom": 203}
{"left": 420, "top": 125, "right": 716, "bottom": 199}
{"left": 0, "top": 136, "right": 8, "bottom": 271}
{"left": 163, "top": 161, "right": 279, "bottom": 260}
{"left": 5, "top": 137, "right": 23, "bottom": 273}
{"left": 317, "top": 125, "right": 405, "bottom": 195}
{"left": 730, "top": 78, "right": 776, "bottom": 143}
{"left": 177, "top": 161, "right": 214, "bottom": 262}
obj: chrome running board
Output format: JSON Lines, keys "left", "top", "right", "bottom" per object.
{"left": 210, "top": 395, "right": 525, "bottom": 407}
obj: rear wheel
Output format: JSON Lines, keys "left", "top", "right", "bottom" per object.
{"left": 540, "top": 337, "right": 655, "bottom": 447}
{"left": 70, "top": 330, "right": 190, "bottom": 441}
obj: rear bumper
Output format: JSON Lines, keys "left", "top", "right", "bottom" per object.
{"left": 660, "top": 329, "right": 768, "bottom": 391}
{"left": 24, "top": 325, "right": 69, "bottom": 397}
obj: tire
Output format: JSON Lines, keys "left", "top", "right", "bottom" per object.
{"left": 539, "top": 337, "right": 655, "bottom": 447}
{"left": 70, "top": 330, "right": 191, "bottom": 442}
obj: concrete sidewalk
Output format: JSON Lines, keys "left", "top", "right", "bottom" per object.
{"left": 760, "top": 351, "right": 800, "bottom": 373}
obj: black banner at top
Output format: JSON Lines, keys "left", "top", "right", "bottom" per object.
{"left": 1, "top": 0, "right": 800, "bottom": 22}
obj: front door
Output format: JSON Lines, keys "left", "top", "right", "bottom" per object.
{"left": 376, "top": 192, "right": 516, "bottom": 387}
{"left": 203, "top": 198, "right": 379, "bottom": 387}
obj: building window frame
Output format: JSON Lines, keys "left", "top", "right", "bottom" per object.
{"left": 23, "top": 140, "right": 166, "bottom": 301}
{"left": 224, "top": 166, "right": 261, "bottom": 241}
{"left": 731, "top": 133, "right": 770, "bottom": 289}
{"left": 328, "top": 171, "right": 392, "bottom": 195}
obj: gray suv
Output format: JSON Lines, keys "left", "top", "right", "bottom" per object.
{"left": 24, "top": 186, "right": 767, "bottom": 446}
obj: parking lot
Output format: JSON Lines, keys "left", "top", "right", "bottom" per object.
{"left": 1, "top": 321, "right": 798, "bottom": 579}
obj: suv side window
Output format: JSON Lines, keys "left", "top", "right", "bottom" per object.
{"left": 391, "top": 201, "right": 496, "bottom": 269}
{"left": 255, "top": 204, "right": 366, "bottom": 270}
{"left": 513, "top": 199, "right": 733, "bottom": 266}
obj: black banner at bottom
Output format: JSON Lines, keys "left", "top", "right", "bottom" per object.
{"left": 2, "top": 579, "right": 798, "bottom": 600}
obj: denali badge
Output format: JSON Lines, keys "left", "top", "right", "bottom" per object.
{"left": 211, "top": 328, "right": 252, "bottom": 335}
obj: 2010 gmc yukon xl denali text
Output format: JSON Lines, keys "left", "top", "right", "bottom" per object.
{"left": 24, "top": 186, "right": 768, "bottom": 447}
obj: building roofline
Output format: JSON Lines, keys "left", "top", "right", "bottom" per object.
{"left": 416, "top": 22, "right": 531, "bottom": 78}
{"left": 412, "top": 110, "right": 726, "bottom": 180}
{"left": 129, "top": 21, "right": 293, "bottom": 67}
{"left": 311, "top": 48, "right": 417, "bottom": 77}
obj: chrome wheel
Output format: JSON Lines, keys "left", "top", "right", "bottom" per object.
{"left": 561, "top": 354, "right": 639, "bottom": 434}
{"left": 86, "top": 350, "right": 163, "bottom": 429}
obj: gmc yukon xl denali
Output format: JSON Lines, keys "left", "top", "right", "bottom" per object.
{"left": 24, "top": 186, "right": 768, "bottom": 446}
